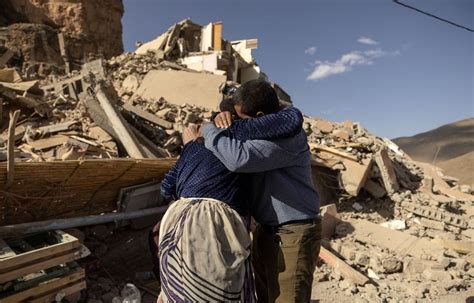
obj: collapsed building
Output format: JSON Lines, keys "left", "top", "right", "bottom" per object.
{"left": 0, "top": 11, "right": 473, "bottom": 303}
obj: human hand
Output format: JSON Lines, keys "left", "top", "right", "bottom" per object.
{"left": 182, "top": 124, "right": 200, "bottom": 145}
{"left": 214, "top": 111, "right": 234, "bottom": 128}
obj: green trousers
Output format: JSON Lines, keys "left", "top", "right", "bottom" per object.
{"left": 252, "top": 218, "right": 322, "bottom": 303}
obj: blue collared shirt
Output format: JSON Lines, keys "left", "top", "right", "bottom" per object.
{"left": 161, "top": 107, "right": 308, "bottom": 218}
{"left": 202, "top": 111, "right": 320, "bottom": 226}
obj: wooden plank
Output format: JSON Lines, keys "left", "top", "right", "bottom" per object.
{"left": 29, "top": 280, "right": 86, "bottom": 303}
{"left": 6, "top": 110, "right": 20, "bottom": 188}
{"left": 35, "top": 121, "right": 78, "bottom": 135}
{"left": 40, "top": 74, "right": 83, "bottom": 93}
{"left": 309, "top": 144, "right": 359, "bottom": 162}
{"left": 0, "top": 231, "right": 79, "bottom": 271}
{"left": 213, "top": 22, "right": 223, "bottom": 51}
{"left": 0, "top": 268, "right": 84, "bottom": 303}
{"left": 319, "top": 246, "right": 369, "bottom": 285}
{"left": 28, "top": 135, "right": 69, "bottom": 151}
{"left": 0, "top": 239, "right": 16, "bottom": 260}
{"left": 122, "top": 102, "right": 173, "bottom": 129}
{"left": 0, "top": 249, "right": 80, "bottom": 283}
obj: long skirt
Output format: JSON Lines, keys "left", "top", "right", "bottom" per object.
{"left": 158, "top": 197, "right": 255, "bottom": 302}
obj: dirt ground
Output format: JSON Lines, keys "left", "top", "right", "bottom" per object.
{"left": 80, "top": 226, "right": 474, "bottom": 303}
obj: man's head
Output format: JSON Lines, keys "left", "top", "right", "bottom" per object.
{"left": 232, "top": 80, "right": 280, "bottom": 119}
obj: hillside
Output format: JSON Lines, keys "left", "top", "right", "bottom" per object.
{"left": 394, "top": 118, "right": 474, "bottom": 186}
{"left": 437, "top": 151, "right": 474, "bottom": 187}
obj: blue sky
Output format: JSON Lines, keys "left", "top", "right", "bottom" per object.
{"left": 123, "top": 0, "right": 473, "bottom": 138}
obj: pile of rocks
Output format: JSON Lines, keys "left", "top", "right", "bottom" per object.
{"left": 302, "top": 117, "right": 473, "bottom": 301}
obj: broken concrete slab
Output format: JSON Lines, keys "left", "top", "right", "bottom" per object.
{"left": 349, "top": 219, "right": 444, "bottom": 259}
{"left": 431, "top": 238, "right": 474, "bottom": 255}
{"left": 135, "top": 32, "right": 168, "bottom": 55}
{"left": 374, "top": 148, "right": 399, "bottom": 194}
{"left": 135, "top": 70, "right": 226, "bottom": 109}
{"left": 418, "top": 162, "right": 474, "bottom": 203}
{"left": 314, "top": 120, "right": 334, "bottom": 134}
{"left": 423, "top": 267, "right": 452, "bottom": 282}
{"left": 181, "top": 53, "right": 219, "bottom": 74}
{"left": 320, "top": 204, "right": 341, "bottom": 239}
{"left": 91, "top": 83, "right": 146, "bottom": 158}
{"left": 416, "top": 217, "right": 446, "bottom": 231}
{"left": 339, "top": 158, "right": 373, "bottom": 196}
{"left": 402, "top": 201, "right": 468, "bottom": 229}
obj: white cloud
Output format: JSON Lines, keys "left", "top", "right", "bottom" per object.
{"left": 358, "top": 36, "right": 378, "bottom": 45}
{"left": 304, "top": 46, "right": 317, "bottom": 55}
{"left": 306, "top": 48, "right": 398, "bottom": 81}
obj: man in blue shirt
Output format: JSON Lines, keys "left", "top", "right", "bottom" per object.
{"left": 150, "top": 102, "right": 303, "bottom": 302}
{"left": 202, "top": 80, "right": 322, "bottom": 303}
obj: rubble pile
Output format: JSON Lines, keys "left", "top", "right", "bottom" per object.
{"left": 0, "top": 15, "right": 472, "bottom": 302}
{"left": 303, "top": 117, "right": 474, "bottom": 301}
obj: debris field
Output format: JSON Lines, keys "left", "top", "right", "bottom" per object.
{"left": 0, "top": 5, "right": 473, "bottom": 303}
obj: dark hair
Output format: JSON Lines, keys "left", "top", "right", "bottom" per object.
{"left": 233, "top": 80, "right": 280, "bottom": 116}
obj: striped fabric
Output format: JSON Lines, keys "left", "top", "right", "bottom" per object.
{"left": 159, "top": 198, "right": 255, "bottom": 303}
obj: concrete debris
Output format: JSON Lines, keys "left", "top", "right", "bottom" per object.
{"left": 380, "top": 219, "right": 406, "bottom": 230}
{"left": 374, "top": 148, "right": 399, "bottom": 194}
{"left": 134, "top": 70, "right": 226, "bottom": 109}
{"left": 402, "top": 201, "right": 469, "bottom": 229}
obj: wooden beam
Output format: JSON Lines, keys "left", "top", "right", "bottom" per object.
{"left": 0, "top": 231, "right": 79, "bottom": 271}
{"left": 28, "top": 135, "right": 69, "bottom": 151}
{"left": 29, "top": 280, "right": 86, "bottom": 303}
{"left": 35, "top": 121, "right": 78, "bottom": 135}
{"left": 6, "top": 110, "right": 20, "bottom": 188}
{"left": 319, "top": 246, "right": 369, "bottom": 285}
{"left": 0, "top": 267, "right": 84, "bottom": 303}
{"left": 309, "top": 144, "right": 359, "bottom": 162}
{"left": 0, "top": 249, "right": 80, "bottom": 284}
{"left": 122, "top": 102, "right": 173, "bottom": 129}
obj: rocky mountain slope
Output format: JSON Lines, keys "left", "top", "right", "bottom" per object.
{"left": 394, "top": 118, "right": 474, "bottom": 186}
